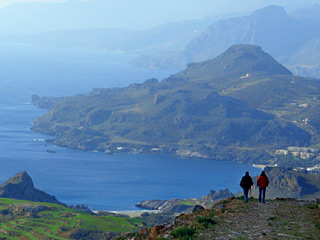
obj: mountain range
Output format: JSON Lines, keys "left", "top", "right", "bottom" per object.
{"left": 31, "top": 44, "right": 320, "bottom": 166}
{"left": 11, "top": 17, "right": 219, "bottom": 54}
{"left": 133, "top": 5, "right": 320, "bottom": 79}
{"left": 2, "top": 4, "right": 320, "bottom": 78}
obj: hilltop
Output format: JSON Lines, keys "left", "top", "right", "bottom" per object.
{"left": 31, "top": 44, "right": 318, "bottom": 166}
{"left": 0, "top": 171, "right": 63, "bottom": 205}
{"left": 133, "top": 197, "right": 320, "bottom": 240}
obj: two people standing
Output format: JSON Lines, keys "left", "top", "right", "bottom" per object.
{"left": 240, "top": 171, "right": 269, "bottom": 203}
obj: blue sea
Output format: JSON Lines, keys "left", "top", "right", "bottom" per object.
{"left": 0, "top": 43, "right": 260, "bottom": 211}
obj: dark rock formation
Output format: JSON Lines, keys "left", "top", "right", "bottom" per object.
{"left": 191, "top": 205, "right": 205, "bottom": 214}
{"left": 0, "top": 171, "right": 64, "bottom": 205}
{"left": 69, "top": 204, "right": 93, "bottom": 213}
{"left": 200, "top": 189, "right": 234, "bottom": 204}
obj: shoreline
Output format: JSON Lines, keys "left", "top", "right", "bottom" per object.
{"left": 93, "top": 210, "right": 161, "bottom": 218}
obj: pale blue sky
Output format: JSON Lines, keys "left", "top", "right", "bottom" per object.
{"left": 0, "top": 0, "right": 319, "bottom": 33}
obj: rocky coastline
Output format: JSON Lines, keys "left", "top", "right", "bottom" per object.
{"left": 30, "top": 45, "right": 320, "bottom": 169}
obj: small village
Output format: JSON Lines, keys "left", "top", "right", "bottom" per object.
{"left": 276, "top": 146, "right": 319, "bottom": 159}
{"left": 275, "top": 146, "right": 320, "bottom": 172}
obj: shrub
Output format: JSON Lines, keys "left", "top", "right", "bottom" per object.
{"left": 171, "top": 227, "right": 196, "bottom": 239}
{"left": 237, "top": 196, "right": 245, "bottom": 200}
{"left": 198, "top": 216, "right": 217, "bottom": 228}
{"left": 316, "top": 221, "right": 320, "bottom": 231}
{"left": 268, "top": 216, "right": 277, "bottom": 221}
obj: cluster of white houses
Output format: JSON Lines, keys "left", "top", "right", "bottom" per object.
{"left": 276, "top": 146, "right": 319, "bottom": 159}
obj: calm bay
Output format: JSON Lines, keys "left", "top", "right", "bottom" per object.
{"left": 0, "top": 43, "right": 260, "bottom": 211}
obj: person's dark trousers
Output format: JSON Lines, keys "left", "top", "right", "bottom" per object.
{"left": 259, "top": 188, "right": 266, "bottom": 203}
{"left": 243, "top": 188, "right": 249, "bottom": 202}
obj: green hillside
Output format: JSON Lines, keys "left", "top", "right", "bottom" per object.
{"left": 0, "top": 198, "right": 142, "bottom": 239}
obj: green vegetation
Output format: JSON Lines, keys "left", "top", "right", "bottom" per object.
{"left": 171, "top": 227, "right": 196, "bottom": 239}
{"left": 197, "top": 216, "right": 217, "bottom": 228}
{"left": 0, "top": 198, "right": 143, "bottom": 239}
{"left": 316, "top": 221, "right": 320, "bottom": 231}
{"left": 179, "top": 200, "right": 197, "bottom": 206}
{"left": 268, "top": 216, "right": 277, "bottom": 221}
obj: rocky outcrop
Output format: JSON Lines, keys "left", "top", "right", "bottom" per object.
{"left": 136, "top": 189, "right": 235, "bottom": 214}
{"left": 136, "top": 199, "right": 194, "bottom": 213}
{"left": 200, "top": 189, "right": 234, "bottom": 206}
{"left": 0, "top": 171, "right": 64, "bottom": 205}
{"left": 1, "top": 203, "right": 48, "bottom": 218}
{"left": 31, "top": 94, "right": 66, "bottom": 109}
{"left": 136, "top": 200, "right": 168, "bottom": 210}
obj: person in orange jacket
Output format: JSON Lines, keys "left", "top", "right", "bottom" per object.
{"left": 257, "top": 171, "right": 269, "bottom": 203}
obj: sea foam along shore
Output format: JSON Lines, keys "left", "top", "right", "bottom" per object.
{"left": 252, "top": 164, "right": 269, "bottom": 169}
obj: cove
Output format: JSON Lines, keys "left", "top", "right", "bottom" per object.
{"left": 0, "top": 101, "right": 260, "bottom": 211}
{"left": 0, "top": 44, "right": 261, "bottom": 211}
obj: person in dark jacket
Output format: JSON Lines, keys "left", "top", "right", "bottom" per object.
{"left": 257, "top": 171, "right": 269, "bottom": 203}
{"left": 240, "top": 171, "right": 253, "bottom": 202}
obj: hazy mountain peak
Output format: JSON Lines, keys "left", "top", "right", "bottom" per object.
{"left": 250, "top": 5, "right": 288, "bottom": 18}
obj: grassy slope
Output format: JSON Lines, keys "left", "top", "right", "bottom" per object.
{"left": 0, "top": 198, "right": 143, "bottom": 239}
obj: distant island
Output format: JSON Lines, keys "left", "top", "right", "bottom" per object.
{"left": 31, "top": 44, "right": 320, "bottom": 170}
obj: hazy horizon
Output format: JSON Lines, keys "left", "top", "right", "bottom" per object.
{"left": 0, "top": 0, "right": 319, "bottom": 34}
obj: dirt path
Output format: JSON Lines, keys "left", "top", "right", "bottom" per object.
{"left": 134, "top": 198, "right": 320, "bottom": 240}
{"left": 200, "top": 198, "right": 320, "bottom": 239}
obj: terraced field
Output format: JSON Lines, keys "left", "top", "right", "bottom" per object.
{"left": 0, "top": 198, "right": 143, "bottom": 239}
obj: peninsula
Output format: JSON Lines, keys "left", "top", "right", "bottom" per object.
{"left": 31, "top": 44, "right": 320, "bottom": 169}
